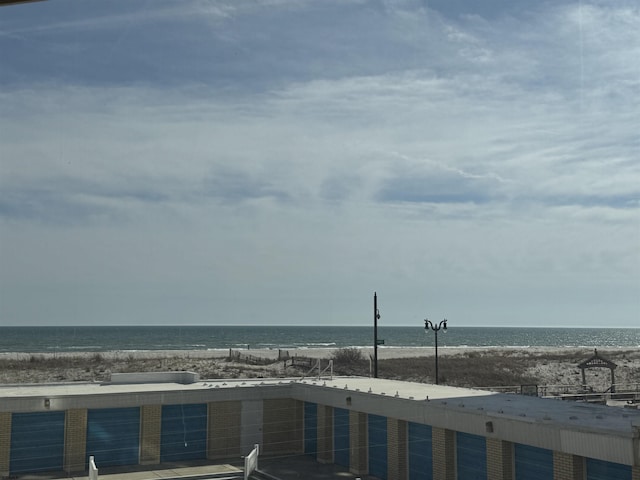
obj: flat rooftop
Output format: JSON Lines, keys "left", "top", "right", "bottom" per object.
{"left": 2, "top": 375, "right": 638, "bottom": 437}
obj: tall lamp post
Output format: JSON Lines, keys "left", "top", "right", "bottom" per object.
{"left": 373, "top": 292, "right": 381, "bottom": 378}
{"left": 424, "top": 318, "right": 447, "bottom": 385}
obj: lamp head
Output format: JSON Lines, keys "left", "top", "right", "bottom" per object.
{"left": 443, "top": 319, "right": 448, "bottom": 332}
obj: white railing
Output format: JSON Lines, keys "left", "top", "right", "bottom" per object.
{"left": 244, "top": 443, "right": 259, "bottom": 480}
{"left": 89, "top": 455, "right": 98, "bottom": 480}
{"left": 319, "top": 359, "right": 333, "bottom": 380}
{"left": 300, "top": 359, "right": 334, "bottom": 381}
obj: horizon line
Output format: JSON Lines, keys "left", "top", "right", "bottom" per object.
{"left": 1, "top": 324, "right": 638, "bottom": 329}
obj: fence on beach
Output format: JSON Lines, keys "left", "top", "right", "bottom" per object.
{"left": 227, "top": 348, "right": 315, "bottom": 365}
{"left": 227, "top": 349, "right": 279, "bottom": 365}
{"left": 227, "top": 349, "right": 332, "bottom": 378}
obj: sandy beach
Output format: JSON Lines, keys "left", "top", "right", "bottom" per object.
{"left": 1, "top": 346, "right": 639, "bottom": 392}
{"left": 4, "top": 345, "right": 632, "bottom": 360}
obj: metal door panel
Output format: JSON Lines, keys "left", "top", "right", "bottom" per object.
{"left": 586, "top": 457, "right": 632, "bottom": 480}
{"left": 86, "top": 407, "right": 140, "bottom": 468}
{"left": 160, "top": 404, "right": 207, "bottom": 462}
{"left": 514, "top": 443, "right": 553, "bottom": 480}
{"left": 408, "top": 422, "right": 432, "bottom": 480}
{"left": 368, "top": 414, "right": 387, "bottom": 480}
{"left": 304, "top": 402, "right": 317, "bottom": 456}
{"left": 456, "top": 432, "right": 487, "bottom": 480}
{"left": 10, "top": 411, "right": 65, "bottom": 474}
{"left": 333, "top": 407, "right": 350, "bottom": 467}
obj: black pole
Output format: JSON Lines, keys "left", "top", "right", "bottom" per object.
{"left": 374, "top": 292, "right": 378, "bottom": 378}
{"left": 434, "top": 328, "right": 439, "bottom": 385}
{"left": 425, "top": 318, "right": 447, "bottom": 385}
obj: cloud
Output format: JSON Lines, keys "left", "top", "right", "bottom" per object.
{"left": 375, "top": 154, "right": 508, "bottom": 205}
{"left": 201, "top": 168, "right": 292, "bottom": 204}
{"left": 0, "top": 0, "right": 638, "bottom": 326}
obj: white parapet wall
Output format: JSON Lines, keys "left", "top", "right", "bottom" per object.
{"left": 109, "top": 371, "right": 199, "bottom": 385}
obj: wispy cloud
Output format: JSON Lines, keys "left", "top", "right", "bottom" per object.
{"left": 0, "top": 0, "right": 637, "bottom": 326}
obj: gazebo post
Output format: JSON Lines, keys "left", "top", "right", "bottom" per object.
{"left": 610, "top": 369, "right": 615, "bottom": 393}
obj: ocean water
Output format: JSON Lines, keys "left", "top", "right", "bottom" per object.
{"left": 0, "top": 326, "right": 638, "bottom": 353}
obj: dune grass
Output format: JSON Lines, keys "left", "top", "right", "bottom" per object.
{"left": 1, "top": 348, "right": 638, "bottom": 388}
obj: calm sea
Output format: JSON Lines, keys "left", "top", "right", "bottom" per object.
{"left": 0, "top": 326, "right": 638, "bottom": 353}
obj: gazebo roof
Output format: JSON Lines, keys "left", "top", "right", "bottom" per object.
{"left": 577, "top": 348, "right": 617, "bottom": 370}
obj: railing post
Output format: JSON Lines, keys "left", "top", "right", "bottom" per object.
{"left": 243, "top": 443, "right": 260, "bottom": 480}
{"left": 89, "top": 456, "right": 98, "bottom": 480}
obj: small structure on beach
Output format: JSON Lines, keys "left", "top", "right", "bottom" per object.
{"left": 577, "top": 349, "right": 617, "bottom": 393}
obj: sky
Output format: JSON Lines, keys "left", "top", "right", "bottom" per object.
{"left": 0, "top": 0, "right": 638, "bottom": 327}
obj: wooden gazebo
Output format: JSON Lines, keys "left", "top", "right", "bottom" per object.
{"left": 577, "top": 349, "right": 617, "bottom": 393}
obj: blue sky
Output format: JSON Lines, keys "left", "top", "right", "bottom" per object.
{"left": 0, "top": 0, "right": 638, "bottom": 327}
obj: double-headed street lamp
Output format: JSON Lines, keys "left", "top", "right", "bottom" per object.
{"left": 424, "top": 318, "right": 447, "bottom": 385}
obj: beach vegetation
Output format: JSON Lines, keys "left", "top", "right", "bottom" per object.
{"left": 330, "top": 347, "right": 369, "bottom": 376}
{"left": 1, "top": 349, "right": 639, "bottom": 388}
{"left": 331, "top": 347, "right": 365, "bottom": 364}
{"left": 379, "top": 354, "right": 539, "bottom": 387}
{"left": 91, "top": 353, "right": 104, "bottom": 363}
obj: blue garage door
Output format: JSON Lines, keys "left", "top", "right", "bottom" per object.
{"left": 304, "top": 402, "right": 317, "bottom": 456}
{"left": 586, "top": 458, "right": 632, "bottom": 480}
{"left": 334, "top": 408, "right": 350, "bottom": 467}
{"left": 10, "top": 411, "right": 65, "bottom": 474}
{"left": 87, "top": 407, "right": 140, "bottom": 467}
{"left": 160, "top": 404, "right": 207, "bottom": 462}
{"left": 368, "top": 414, "right": 387, "bottom": 480}
{"left": 514, "top": 444, "right": 553, "bottom": 480}
{"left": 457, "top": 432, "right": 487, "bottom": 480}
{"left": 408, "top": 422, "right": 432, "bottom": 480}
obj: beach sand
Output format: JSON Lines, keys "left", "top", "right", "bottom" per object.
{"left": 3, "top": 345, "right": 628, "bottom": 360}
{"left": 1, "top": 347, "right": 639, "bottom": 391}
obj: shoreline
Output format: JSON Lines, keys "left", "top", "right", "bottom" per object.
{"left": 1, "top": 345, "right": 635, "bottom": 361}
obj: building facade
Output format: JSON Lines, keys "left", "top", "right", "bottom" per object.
{"left": 1, "top": 374, "right": 638, "bottom": 479}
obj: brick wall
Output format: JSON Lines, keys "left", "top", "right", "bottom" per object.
{"left": 208, "top": 400, "right": 241, "bottom": 459}
{"left": 387, "top": 418, "right": 407, "bottom": 480}
{"left": 140, "top": 405, "right": 162, "bottom": 465}
{"left": 432, "top": 427, "right": 456, "bottom": 480}
{"left": 262, "top": 399, "right": 302, "bottom": 455}
{"left": 349, "top": 411, "right": 368, "bottom": 475}
{"left": 0, "top": 412, "right": 11, "bottom": 476}
{"left": 553, "top": 451, "right": 585, "bottom": 480}
{"left": 486, "top": 438, "right": 514, "bottom": 480}
{"left": 63, "top": 409, "right": 88, "bottom": 473}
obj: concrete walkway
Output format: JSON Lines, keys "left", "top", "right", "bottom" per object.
{"left": 258, "top": 455, "right": 381, "bottom": 480}
{"left": 89, "top": 463, "right": 243, "bottom": 480}
{"left": 11, "top": 461, "right": 243, "bottom": 480}
{"left": 10, "top": 456, "right": 381, "bottom": 480}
